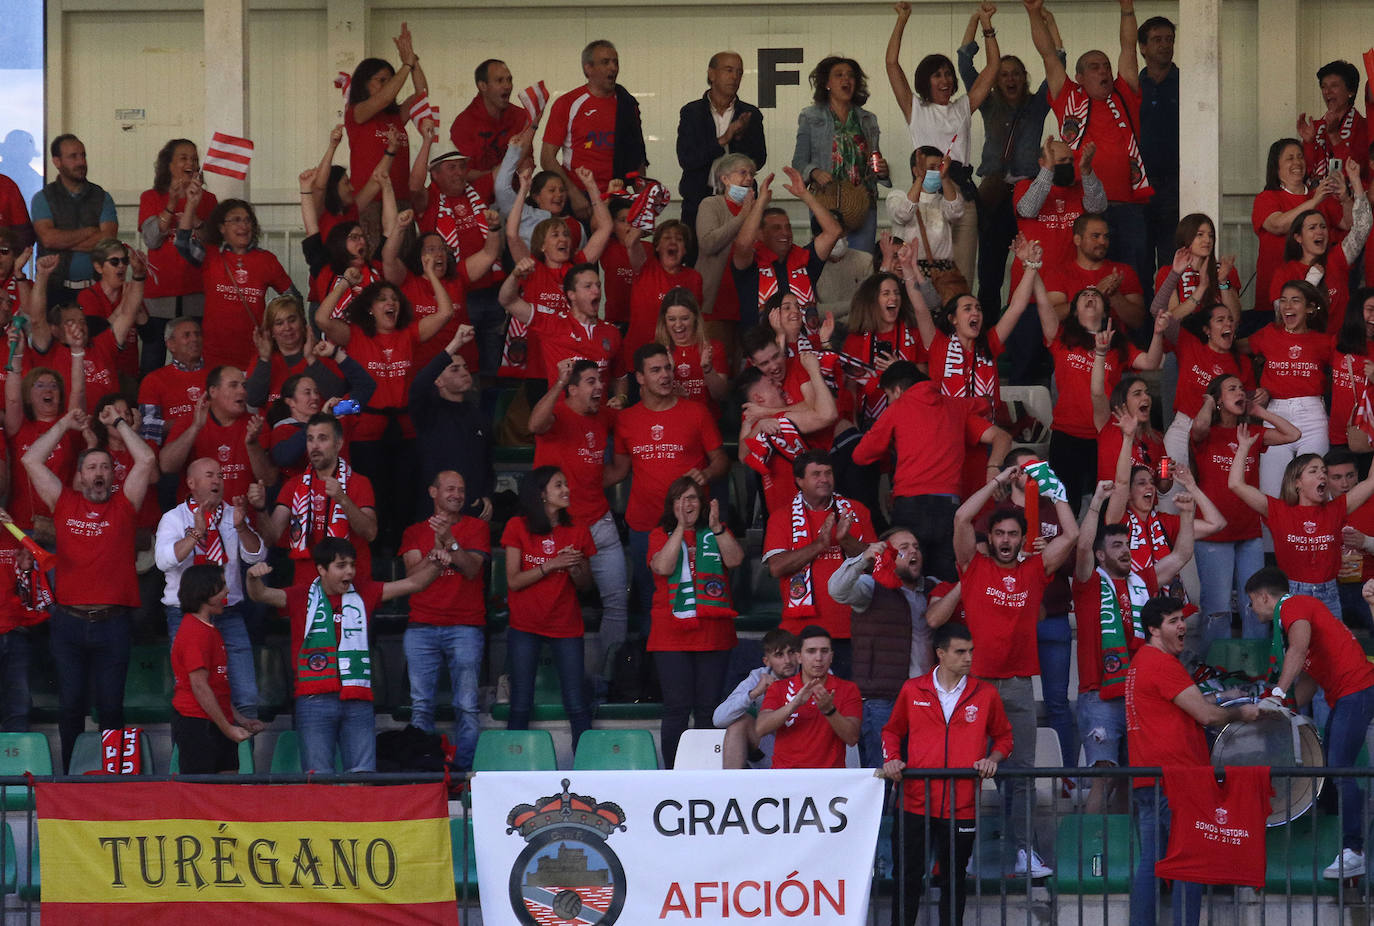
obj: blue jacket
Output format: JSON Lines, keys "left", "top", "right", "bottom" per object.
{"left": 791, "top": 103, "right": 881, "bottom": 185}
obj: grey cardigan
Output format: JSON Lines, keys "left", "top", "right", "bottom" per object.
{"left": 791, "top": 103, "right": 881, "bottom": 185}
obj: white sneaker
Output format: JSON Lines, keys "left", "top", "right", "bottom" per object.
{"left": 1015, "top": 848, "right": 1053, "bottom": 878}
{"left": 1323, "top": 848, "right": 1366, "bottom": 879}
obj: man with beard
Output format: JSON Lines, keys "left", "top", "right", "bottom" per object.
{"left": 155, "top": 457, "right": 267, "bottom": 722}
{"left": 1072, "top": 477, "right": 1195, "bottom": 813}
{"left": 948, "top": 460, "right": 1078, "bottom": 878}
{"left": 23, "top": 403, "right": 156, "bottom": 771}
{"left": 258, "top": 413, "right": 378, "bottom": 586}
{"left": 1041, "top": 212, "right": 1145, "bottom": 326}
{"left": 30, "top": 134, "right": 118, "bottom": 305}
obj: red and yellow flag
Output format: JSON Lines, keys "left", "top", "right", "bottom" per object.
{"left": 36, "top": 781, "right": 457, "bottom": 925}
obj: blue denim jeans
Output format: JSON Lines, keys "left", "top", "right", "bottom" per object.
{"left": 1194, "top": 538, "right": 1267, "bottom": 646}
{"left": 1325, "top": 684, "right": 1374, "bottom": 851}
{"left": 627, "top": 529, "right": 653, "bottom": 636}
{"left": 1132, "top": 786, "right": 1202, "bottom": 926}
{"left": 1290, "top": 579, "right": 1341, "bottom": 619}
{"left": 295, "top": 694, "right": 376, "bottom": 772}
{"left": 51, "top": 606, "right": 131, "bottom": 773}
{"left": 466, "top": 285, "right": 506, "bottom": 377}
{"left": 0, "top": 631, "right": 30, "bottom": 732}
{"left": 1038, "top": 614, "right": 1077, "bottom": 768}
{"left": 1339, "top": 580, "right": 1374, "bottom": 632}
{"left": 506, "top": 628, "right": 591, "bottom": 747}
{"left": 403, "top": 623, "right": 483, "bottom": 770}
{"left": 588, "top": 513, "right": 629, "bottom": 668}
{"left": 166, "top": 604, "right": 259, "bottom": 719}
{"left": 859, "top": 697, "right": 894, "bottom": 770}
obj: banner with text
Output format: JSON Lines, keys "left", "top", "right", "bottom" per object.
{"left": 472, "top": 769, "right": 883, "bottom": 924}
{"left": 35, "top": 781, "right": 458, "bottom": 925}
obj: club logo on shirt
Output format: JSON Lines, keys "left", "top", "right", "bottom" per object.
{"left": 382, "top": 348, "right": 395, "bottom": 361}
{"left": 186, "top": 386, "right": 203, "bottom": 404}
{"left": 1061, "top": 117, "right": 1082, "bottom": 144}
{"left": 1002, "top": 575, "right": 1017, "bottom": 592}
{"left": 1288, "top": 345, "right": 1302, "bottom": 360}
{"left": 585, "top": 431, "right": 596, "bottom": 449}
{"left": 963, "top": 704, "right": 979, "bottom": 723}
{"left": 650, "top": 424, "right": 665, "bottom": 441}
{"left": 677, "top": 363, "right": 692, "bottom": 381}
{"left": 542, "top": 538, "right": 556, "bottom": 555}
{"left": 1303, "top": 521, "right": 1317, "bottom": 534}
{"left": 1215, "top": 807, "right": 1229, "bottom": 826}
{"left": 217, "top": 444, "right": 231, "bottom": 463}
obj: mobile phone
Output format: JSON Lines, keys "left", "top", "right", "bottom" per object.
{"left": 875, "top": 339, "right": 894, "bottom": 357}
{"left": 1329, "top": 158, "right": 1343, "bottom": 176}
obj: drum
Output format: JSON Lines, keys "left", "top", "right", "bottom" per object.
{"left": 1210, "top": 699, "right": 1324, "bottom": 826}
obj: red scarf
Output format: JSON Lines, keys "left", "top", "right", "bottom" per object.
{"left": 288, "top": 460, "right": 352, "bottom": 558}
{"left": 330, "top": 264, "right": 382, "bottom": 320}
{"left": 939, "top": 335, "right": 999, "bottom": 400}
{"left": 1059, "top": 84, "right": 1152, "bottom": 197}
{"left": 186, "top": 498, "right": 226, "bottom": 565}
{"left": 743, "top": 415, "right": 808, "bottom": 489}
{"left": 1125, "top": 508, "right": 1171, "bottom": 573}
{"left": 433, "top": 187, "right": 490, "bottom": 256}
{"left": 753, "top": 243, "right": 816, "bottom": 309}
{"left": 784, "top": 493, "right": 854, "bottom": 620}
{"left": 1311, "top": 107, "right": 1357, "bottom": 182}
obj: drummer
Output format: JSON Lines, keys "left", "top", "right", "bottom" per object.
{"left": 1245, "top": 566, "right": 1374, "bottom": 880}
{"left": 1073, "top": 479, "right": 1199, "bottom": 815}
{"left": 1126, "top": 596, "right": 1260, "bottom": 926}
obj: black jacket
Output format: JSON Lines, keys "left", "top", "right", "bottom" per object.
{"left": 612, "top": 85, "right": 649, "bottom": 182}
{"left": 675, "top": 93, "right": 767, "bottom": 220}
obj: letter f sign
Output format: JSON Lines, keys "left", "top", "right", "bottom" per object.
{"left": 757, "top": 48, "right": 805, "bottom": 109}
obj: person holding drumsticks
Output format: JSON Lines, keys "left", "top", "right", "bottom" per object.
{"left": 1245, "top": 567, "right": 1374, "bottom": 880}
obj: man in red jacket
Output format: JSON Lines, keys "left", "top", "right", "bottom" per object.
{"left": 881, "top": 622, "right": 1012, "bottom": 926}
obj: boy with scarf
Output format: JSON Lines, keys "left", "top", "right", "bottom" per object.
{"left": 246, "top": 537, "right": 445, "bottom": 773}
{"left": 1073, "top": 477, "right": 1196, "bottom": 813}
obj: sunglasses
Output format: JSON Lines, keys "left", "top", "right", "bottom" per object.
{"left": 103, "top": 256, "right": 129, "bottom": 266}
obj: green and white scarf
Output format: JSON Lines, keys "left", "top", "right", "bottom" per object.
{"left": 295, "top": 579, "right": 371, "bottom": 699}
{"left": 668, "top": 530, "right": 737, "bottom": 629}
{"left": 1097, "top": 567, "right": 1149, "bottom": 700}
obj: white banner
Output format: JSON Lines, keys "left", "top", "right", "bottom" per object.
{"left": 472, "top": 768, "right": 884, "bottom": 925}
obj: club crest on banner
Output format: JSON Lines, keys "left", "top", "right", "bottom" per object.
{"left": 505, "top": 778, "right": 628, "bottom": 925}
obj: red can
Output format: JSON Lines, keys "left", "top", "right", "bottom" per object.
{"left": 1158, "top": 457, "right": 1172, "bottom": 480}
{"left": 869, "top": 151, "right": 883, "bottom": 175}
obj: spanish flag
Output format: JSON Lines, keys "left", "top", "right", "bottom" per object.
{"left": 36, "top": 781, "right": 458, "bottom": 924}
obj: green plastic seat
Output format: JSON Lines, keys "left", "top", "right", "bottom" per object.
{"left": 472, "top": 730, "right": 556, "bottom": 771}
{"left": 0, "top": 733, "right": 52, "bottom": 810}
{"left": 1203, "top": 638, "right": 1271, "bottom": 680}
{"left": 1052, "top": 814, "right": 1137, "bottom": 894}
{"left": 69, "top": 730, "right": 154, "bottom": 775}
{"left": 489, "top": 653, "right": 568, "bottom": 722}
{"left": 269, "top": 730, "right": 342, "bottom": 773}
{"left": 170, "top": 739, "right": 255, "bottom": 774}
{"left": 253, "top": 643, "right": 291, "bottom": 720}
{"left": 573, "top": 729, "right": 658, "bottom": 770}
{"left": 450, "top": 817, "right": 479, "bottom": 898}
{"left": 1265, "top": 812, "right": 1341, "bottom": 895}
{"left": 0, "top": 824, "right": 18, "bottom": 896}
{"left": 122, "top": 644, "right": 175, "bottom": 724}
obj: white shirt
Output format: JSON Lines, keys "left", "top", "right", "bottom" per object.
{"left": 886, "top": 188, "right": 964, "bottom": 261}
{"left": 155, "top": 501, "right": 267, "bottom": 607}
{"left": 907, "top": 96, "right": 973, "bottom": 165}
{"left": 710, "top": 99, "right": 737, "bottom": 139}
{"left": 933, "top": 670, "right": 968, "bottom": 721}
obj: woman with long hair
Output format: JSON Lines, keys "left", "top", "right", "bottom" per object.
{"left": 1152, "top": 214, "right": 1242, "bottom": 324}
{"left": 1156, "top": 288, "right": 1252, "bottom": 465}
{"left": 1190, "top": 374, "right": 1298, "bottom": 644}
{"left": 500, "top": 466, "right": 595, "bottom": 745}
{"left": 842, "top": 271, "right": 925, "bottom": 424}
{"left": 654, "top": 288, "right": 727, "bottom": 414}
{"left": 1330, "top": 287, "right": 1374, "bottom": 460}
{"left": 648, "top": 476, "right": 743, "bottom": 767}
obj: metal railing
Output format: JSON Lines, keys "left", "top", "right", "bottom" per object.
{"left": 0, "top": 766, "right": 1369, "bottom": 923}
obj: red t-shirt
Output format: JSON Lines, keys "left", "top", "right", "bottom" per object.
{"left": 1155, "top": 765, "right": 1272, "bottom": 888}
{"left": 510, "top": 253, "right": 587, "bottom": 381}
{"left": 500, "top": 517, "right": 596, "bottom": 637}
{"left": 533, "top": 400, "right": 615, "bottom": 527}
{"left": 200, "top": 246, "right": 293, "bottom": 371}
{"left": 344, "top": 105, "right": 411, "bottom": 201}
{"left": 1072, "top": 566, "right": 1157, "bottom": 693}
{"left": 1051, "top": 76, "right": 1150, "bottom": 204}
{"left": 958, "top": 553, "right": 1050, "bottom": 678}
{"left": 400, "top": 517, "right": 489, "bottom": 626}
{"left": 8, "top": 420, "right": 79, "bottom": 530}
{"left": 1250, "top": 189, "right": 1345, "bottom": 311}
{"left": 0, "top": 175, "right": 29, "bottom": 229}
{"left": 1331, "top": 346, "right": 1374, "bottom": 446}
{"left": 614, "top": 398, "right": 722, "bottom": 532}
{"left": 851, "top": 381, "right": 990, "bottom": 496}
{"left": 1042, "top": 258, "right": 1143, "bottom": 304}
{"left": 54, "top": 487, "right": 139, "bottom": 607}
{"left": 1248, "top": 325, "right": 1331, "bottom": 399}
{"left": 448, "top": 93, "right": 532, "bottom": 203}
{"left": 42, "top": 330, "right": 124, "bottom": 412}
{"left": 1171, "top": 331, "right": 1253, "bottom": 419}
{"left": 400, "top": 272, "right": 474, "bottom": 371}
{"left": 528, "top": 310, "right": 623, "bottom": 390}
{"left": 109, "top": 443, "right": 162, "bottom": 531}
{"left": 646, "top": 527, "right": 739, "bottom": 653}
{"left": 1047, "top": 337, "right": 1142, "bottom": 439}
{"left": 542, "top": 86, "right": 618, "bottom": 187}
{"left": 623, "top": 257, "right": 705, "bottom": 369}
{"left": 1192, "top": 426, "right": 1262, "bottom": 542}
{"left": 258, "top": 353, "right": 344, "bottom": 408}
{"left": 1271, "top": 250, "right": 1353, "bottom": 332}
{"left": 1126, "top": 643, "right": 1210, "bottom": 788}
{"left": 171, "top": 615, "right": 233, "bottom": 720}
{"left": 1153, "top": 263, "right": 1243, "bottom": 313}
{"left": 76, "top": 286, "right": 139, "bottom": 378}
{"left": 285, "top": 578, "right": 385, "bottom": 698}
{"left": 668, "top": 340, "right": 726, "bottom": 417}
{"left": 762, "top": 673, "right": 862, "bottom": 769}
{"left": 1264, "top": 497, "right": 1345, "bottom": 583}
{"left": 1278, "top": 594, "right": 1374, "bottom": 703}
{"left": 763, "top": 496, "right": 876, "bottom": 640}
{"left": 1096, "top": 419, "right": 1166, "bottom": 481}
{"left": 167, "top": 412, "right": 258, "bottom": 504}
{"left": 600, "top": 239, "right": 636, "bottom": 325}
{"left": 417, "top": 187, "right": 503, "bottom": 290}
{"left": 139, "top": 188, "right": 218, "bottom": 298}
{"left": 1012, "top": 180, "right": 1085, "bottom": 289}
{"left": 138, "top": 364, "right": 208, "bottom": 442}
{"left": 278, "top": 470, "right": 377, "bottom": 587}
{"left": 346, "top": 324, "right": 421, "bottom": 441}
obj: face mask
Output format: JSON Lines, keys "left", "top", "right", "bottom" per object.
{"left": 1052, "top": 163, "right": 1076, "bottom": 187}
{"left": 726, "top": 184, "right": 750, "bottom": 204}
{"left": 921, "top": 169, "right": 942, "bottom": 194}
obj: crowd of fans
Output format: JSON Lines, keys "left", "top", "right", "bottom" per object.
{"left": 1, "top": 2, "right": 1374, "bottom": 921}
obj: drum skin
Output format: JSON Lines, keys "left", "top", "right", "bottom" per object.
{"left": 1212, "top": 698, "right": 1325, "bottom": 826}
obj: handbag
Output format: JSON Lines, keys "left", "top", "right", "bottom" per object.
{"left": 911, "top": 205, "right": 970, "bottom": 304}
{"left": 808, "top": 178, "right": 872, "bottom": 233}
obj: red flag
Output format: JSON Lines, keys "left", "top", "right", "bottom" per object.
{"left": 519, "top": 80, "right": 550, "bottom": 124}
{"left": 203, "top": 132, "right": 254, "bottom": 181}
{"left": 409, "top": 93, "right": 440, "bottom": 131}
{"left": 334, "top": 70, "right": 351, "bottom": 101}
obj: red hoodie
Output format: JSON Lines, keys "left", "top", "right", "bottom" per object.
{"left": 881, "top": 671, "right": 1014, "bottom": 820}
{"left": 851, "top": 381, "right": 991, "bottom": 497}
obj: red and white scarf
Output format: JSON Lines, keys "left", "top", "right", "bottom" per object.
{"left": 288, "top": 459, "right": 352, "bottom": 558}
{"left": 1178, "top": 267, "right": 1202, "bottom": 302}
{"left": 743, "top": 415, "right": 808, "bottom": 483}
{"left": 1125, "top": 507, "right": 1171, "bottom": 573}
{"left": 940, "top": 336, "right": 999, "bottom": 400}
{"left": 1311, "top": 107, "right": 1357, "bottom": 182}
{"left": 330, "top": 264, "right": 382, "bottom": 320}
{"left": 754, "top": 244, "right": 816, "bottom": 309}
{"left": 433, "top": 188, "right": 490, "bottom": 257}
{"left": 186, "top": 498, "right": 226, "bottom": 565}
{"left": 784, "top": 492, "right": 854, "bottom": 619}
{"left": 1060, "top": 85, "right": 1152, "bottom": 196}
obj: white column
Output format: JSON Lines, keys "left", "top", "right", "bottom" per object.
{"left": 203, "top": 0, "right": 249, "bottom": 200}
{"left": 327, "top": 0, "right": 367, "bottom": 121}
{"left": 1256, "top": 0, "right": 1302, "bottom": 168}
{"left": 1176, "top": 0, "right": 1222, "bottom": 221}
